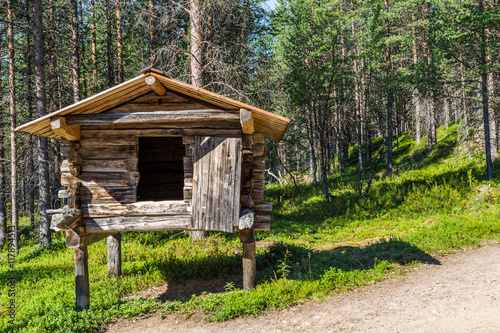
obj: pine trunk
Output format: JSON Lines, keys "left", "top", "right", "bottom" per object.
{"left": 149, "top": 0, "right": 155, "bottom": 64}
{"left": 34, "top": 0, "right": 51, "bottom": 247}
{"left": 71, "top": 0, "right": 80, "bottom": 102}
{"left": 8, "top": 0, "right": 19, "bottom": 253}
{"left": 116, "top": 0, "right": 124, "bottom": 83}
{"left": 91, "top": 0, "right": 98, "bottom": 94}
{"left": 190, "top": 0, "right": 204, "bottom": 88}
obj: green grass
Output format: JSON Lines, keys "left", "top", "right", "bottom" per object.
{"left": 2, "top": 124, "right": 500, "bottom": 332}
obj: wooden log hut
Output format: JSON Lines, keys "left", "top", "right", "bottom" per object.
{"left": 16, "top": 67, "right": 289, "bottom": 309}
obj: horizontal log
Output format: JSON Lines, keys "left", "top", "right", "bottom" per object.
{"left": 82, "top": 201, "right": 190, "bottom": 217}
{"left": 66, "top": 110, "right": 240, "bottom": 126}
{"left": 240, "top": 194, "right": 254, "bottom": 209}
{"left": 183, "top": 187, "right": 192, "bottom": 202}
{"left": 251, "top": 189, "right": 264, "bottom": 203}
{"left": 253, "top": 132, "right": 265, "bottom": 144}
{"left": 61, "top": 172, "right": 138, "bottom": 188}
{"left": 254, "top": 221, "right": 270, "bottom": 231}
{"left": 81, "top": 159, "right": 138, "bottom": 173}
{"left": 182, "top": 136, "right": 195, "bottom": 145}
{"left": 132, "top": 91, "right": 189, "bottom": 103}
{"left": 81, "top": 129, "right": 183, "bottom": 137}
{"left": 255, "top": 214, "right": 271, "bottom": 224}
{"left": 182, "top": 129, "right": 242, "bottom": 137}
{"left": 79, "top": 136, "right": 137, "bottom": 146}
{"left": 77, "top": 146, "right": 137, "bottom": 160}
{"left": 253, "top": 181, "right": 263, "bottom": 189}
{"left": 242, "top": 135, "right": 253, "bottom": 149}
{"left": 84, "top": 215, "right": 191, "bottom": 233}
{"left": 254, "top": 202, "right": 272, "bottom": 214}
{"left": 253, "top": 144, "right": 265, "bottom": 157}
{"left": 242, "top": 149, "right": 253, "bottom": 162}
{"left": 183, "top": 156, "right": 193, "bottom": 172}
{"left": 81, "top": 186, "right": 136, "bottom": 204}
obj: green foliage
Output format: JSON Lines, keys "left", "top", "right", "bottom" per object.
{"left": 2, "top": 125, "right": 500, "bottom": 331}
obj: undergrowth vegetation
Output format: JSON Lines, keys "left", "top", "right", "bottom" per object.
{"left": 2, "top": 125, "right": 500, "bottom": 332}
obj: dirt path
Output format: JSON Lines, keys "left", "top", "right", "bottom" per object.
{"left": 106, "top": 243, "right": 500, "bottom": 333}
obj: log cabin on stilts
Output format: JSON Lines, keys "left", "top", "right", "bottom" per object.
{"left": 15, "top": 67, "right": 289, "bottom": 309}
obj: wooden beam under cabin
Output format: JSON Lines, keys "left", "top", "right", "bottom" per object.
{"left": 50, "top": 116, "right": 80, "bottom": 141}
{"left": 145, "top": 75, "right": 167, "bottom": 95}
{"left": 65, "top": 110, "right": 240, "bottom": 126}
{"left": 240, "top": 109, "right": 254, "bottom": 134}
{"left": 84, "top": 215, "right": 191, "bottom": 233}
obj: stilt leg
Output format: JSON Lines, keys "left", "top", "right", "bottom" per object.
{"left": 240, "top": 227, "right": 256, "bottom": 291}
{"left": 107, "top": 233, "right": 121, "bottom": 278}
{"left": 74, "top": 246, "right": 89, "bottom": 309}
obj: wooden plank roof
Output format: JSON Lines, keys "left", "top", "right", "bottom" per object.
{"left": 16, "top": 68, "right": 290, "bottom": 141}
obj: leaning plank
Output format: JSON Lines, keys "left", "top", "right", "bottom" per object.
{"left": 82, "top": 201, "right": 191, "bottom": 218}
{"left": 66, "top": 110, "right": 239, "bottom": 126}
{"left": 84, "top": 215, "right": 191, "bottom": 233}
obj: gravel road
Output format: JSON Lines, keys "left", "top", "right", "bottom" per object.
{"left": 106, "top": 243, "right": 500, "bottom": 333}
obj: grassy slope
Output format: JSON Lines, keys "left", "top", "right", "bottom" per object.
{"left": 2, "top": 124, "right": 500, "bottom": 332}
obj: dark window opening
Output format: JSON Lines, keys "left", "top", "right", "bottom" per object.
{"left": 137, "top": 137, "right": 184, "bottom": 201}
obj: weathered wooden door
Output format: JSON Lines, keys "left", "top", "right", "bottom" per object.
{"left": 191, "top": 137, "right": 242, "bottom": 232}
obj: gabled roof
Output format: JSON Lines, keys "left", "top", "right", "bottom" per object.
{"left": 16, "top": 67, "right": 289, "bottom": 141}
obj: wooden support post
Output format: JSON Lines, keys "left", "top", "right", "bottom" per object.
{"left": 107, "top": 233, "right": 121, "bottom": 278}
{"left": 240, "top": 227, "right": 256, "bottom": 291}
{"left": 74, "top": 246, "right": 90, "bottom": 310}
{"left": 145, "top": 75, "right": 167, "bottom": 95}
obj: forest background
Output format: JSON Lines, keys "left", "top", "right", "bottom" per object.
{"left": 0, "top": 0, "right": 499, "bottom": 251}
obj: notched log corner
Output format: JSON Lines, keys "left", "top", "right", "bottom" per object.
{"left": 49, "top": 205, "right": 83, "bottom": 231}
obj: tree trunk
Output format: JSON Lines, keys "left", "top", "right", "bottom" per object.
{"left": 71, "top": 0, "right": 80, "bottom": 102}
{"left": 384, "top": 0, "right": 393, "bottom": 176}
{"left": 149, "top": 0, "right": 156, "bottom": 64}
{"left": 116, "top": 0, "right": 124, "bottom": 83}
{"left": 427, "top": 93, "right": 437, "bottom": 147}
{"left": 34, "top": 0, "right": 51, "bottom": 247}
{"left": 460, "top": 61, "right": 472, "bottom": 161}
{"left": 444, "top": 93, "right": 450, "bottom": 129}
{"left": 91, "top": 0, "right": 98, "bottom": 94}
{"left": 190, "top": 0, "right": 204, "bottom": 88}
{"left": 488, "top": 71, "right": 497, "bottom": 159}
{"left": 8, "top": 0, "right": 19, "bottom": 253}
{"left": 106, "top": 4, "right": 114, "bottom": 88}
